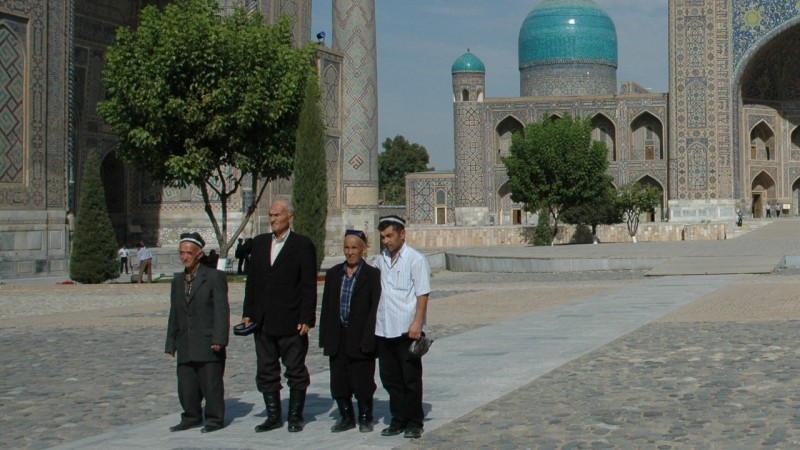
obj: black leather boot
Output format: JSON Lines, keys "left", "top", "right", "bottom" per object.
{"left": 331, "top": 398, "right": 356, "bottom": 432}
{"left": 357, "top": 398, "right": 374, "bottom": 432}
{"left": 287, "top": 389, "right": 306, "bottom": 432}
{"left": 254, "top": 392, "right": 283, "bottom": 432}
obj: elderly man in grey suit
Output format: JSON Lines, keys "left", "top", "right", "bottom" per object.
{"left": 165, "top": 232, "right": 230, "bottom": 433}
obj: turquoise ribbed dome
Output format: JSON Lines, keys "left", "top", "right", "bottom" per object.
{"left": 518, "top": 0, "right": 617, "bottom": 69}
{"left": 452, "top": 51, "right": 485, "bottom": 74}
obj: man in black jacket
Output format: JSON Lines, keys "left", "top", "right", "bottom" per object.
{"left": 165, "top": 232, "right": 230, "bottom": 433}
{"left": 319, "top": 230, "right": 381, "bottom": 433}
{"left": 241, "top": 199, "right": 317, "bottom": 433}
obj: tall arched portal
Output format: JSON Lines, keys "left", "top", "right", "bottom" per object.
{"left": 738, "top": 23, "right": 800, "bottom": 210}
{"left": 751, "top": 171, "right": 775, "bottom": 218}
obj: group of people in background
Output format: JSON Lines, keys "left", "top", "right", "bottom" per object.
{"left": 117, "top": 234, "right": 255, "bottom": 283}
{"left": 163, "top": 199, "right": 431, "bottom": 440}
{"left": 117, "top": 241, "right": 152, "bottom": 284}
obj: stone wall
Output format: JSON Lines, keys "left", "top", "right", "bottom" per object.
{"left": 406, "top": 222, "right": 729, "bottom": 250}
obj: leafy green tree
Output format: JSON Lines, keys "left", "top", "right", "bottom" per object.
{"left": 70, "top": 154, "right": 119, "bottom": 284}
{"left": 504, "top": 115, "right": 612, "bottom": 242}
{"left": 378, "top": 135, "right": 433, "bottom": 205}
{"left": 292, "top": 75, "right": 327, "bottom": 272}
{"left": 561, "top": 186, "right": 623, "bottom": 243}
{"left": 532, "top": 211, "right": 553, "bottom": 246}
{"left": 98, "top": 0, "right": 316, "bottom": 258}
{"left": 616, "top": 183, "right": 662, "bottom": 243}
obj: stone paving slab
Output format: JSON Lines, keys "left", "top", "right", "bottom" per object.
{"left": 51, "top": 275, "right": 736, "bottom": 450}
{"left": 646, "top": 256, "right": 780, "bottom": 276}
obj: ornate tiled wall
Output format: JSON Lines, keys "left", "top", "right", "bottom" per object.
{"left": 405, "top": 173, "right": 455, "bottom": 225}
{"left": 520, "top": 63, "right": 616, "bottom": 97}
{"left": 453, "top": 102, "right": 487, "bottom": 210}
{"left": 465, "top": 94, "right": 669, "bottom": 225}
{"left": 0, "top": 0, "right": 72, "bottom": 279}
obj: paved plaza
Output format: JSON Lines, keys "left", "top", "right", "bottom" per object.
{"left": 2, "top": 220, "right": 800, "bottom": 449}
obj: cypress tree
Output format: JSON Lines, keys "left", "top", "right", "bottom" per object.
{"left": 70, "top": 153, "right": 120, "bottom": 283}
{"left": 292, "top": 76, "right": 327, "bottom": 272}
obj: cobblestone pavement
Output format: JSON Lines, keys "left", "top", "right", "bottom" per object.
{"left": 403, "top": 274, "right": 800, "bottom": 450}
{"left": 0, "top": 271, "right": 633, "bottom": 449}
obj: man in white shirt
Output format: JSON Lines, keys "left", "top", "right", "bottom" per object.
{"left": 136, "top": 241, "right": 153, "bottom": 284}
{"left": 372, "top": 215, "right": 430, "bottom": 439}
{"left": 118, "top": 246, "right": 130, "bottom": 274}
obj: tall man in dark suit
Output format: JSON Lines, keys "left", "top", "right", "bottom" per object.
{"left": 165, "top": 232, "right": 230, "bottom": 433}
{"left": 319, "top": 230, "right": 381, "bottom": 433}
{"left": 241, "top": 199, "right": 317, "bottom": 433}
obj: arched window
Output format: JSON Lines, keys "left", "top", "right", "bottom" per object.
{"left": 750, "top": 122, "right": 775, "bottom": 161}
{"left": 591, "top": 114, "right": 616, "bottom": 161}
{"left": 435, "top": 189, "right": 447, "bottom": 224}
{"left": 461, "top": 89, "right": 469, "bottom": 102}
{"left": 630, "top": 113, "right": 664, "bottom": 160}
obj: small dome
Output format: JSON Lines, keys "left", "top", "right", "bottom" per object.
{"left": 452, "top": 51, "right": 485, "bottom": 74}
{"left": 518, "top": 0, "right": 617, "bottom": 69}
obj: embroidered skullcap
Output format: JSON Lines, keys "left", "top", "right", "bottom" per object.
{"left": 378, "top": 215, "right": 406, "bottom": 227}
{"left": 344, "top": 229, "right": 367, "bottom": 245}
{"left": 180, "top": 232, "right": 205, "bottom": 249}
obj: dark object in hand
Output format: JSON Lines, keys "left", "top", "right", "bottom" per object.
{"left": 234, "top": 322, "right": 258, "bottom": 336}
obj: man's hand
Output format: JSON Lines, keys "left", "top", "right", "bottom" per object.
{"left": 297, "top": 323, "right": 309, "bottom": 336}
{"left": 211, "top": 344, "right": 224, "bottom": 353}
{"left": 241, "top": 317, "right": 252, "bottom": 327}
{"left": 407, "top": 321, "right": 423, "bottom": 340}
{"left": 166, "top": 351, "right": 175, "bottom": 358}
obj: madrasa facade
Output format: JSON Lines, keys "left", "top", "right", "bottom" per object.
{"left": 3, "top": 0, "right": 800, "bottom": 278}
{"left": 407, "top": 0, "right": 800, "bottom": 230}
{"left": 0, "top": 0, "right": 380, "bottom": 279}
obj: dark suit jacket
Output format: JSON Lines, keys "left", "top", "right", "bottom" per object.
{"left": 242, "top": 231, "right": 317, "bottom": 335}
{"left": 165, "top": 264, "right": 230, "bottom": 364}
{"left": 319, "top": 261, "right": 381, "bottom": 359}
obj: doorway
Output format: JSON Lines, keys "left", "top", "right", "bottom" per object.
{"left": 752, "top": 193, "right": 762, "bottom": 218}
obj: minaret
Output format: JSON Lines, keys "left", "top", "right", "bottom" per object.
{"left": 332, "top": 0, "right": 379, "bottom": 237}
{"left": 451, "top": 50, "right": 489, "bottom": 226}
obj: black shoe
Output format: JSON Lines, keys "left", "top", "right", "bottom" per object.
{"left": 404, "top": 427, "right": 423, "bottom": 439}
{"left": 381, "top": 425, "right": 405, "bottom": 436}
{"left": 287, "top": 389, "right": 306, "bottom": 433}
{"left": 255, "top": 417, "right": 283, "bottom": 433}
{"left": 255, "top": 392, "right": 283, "bottom": 433}
{"left": 169, "top": 422, "right": 202, "bottom": 432}
{"left": 201, "top": 425, "right": 223, "bottom": 433}
{"left": 359, "top": 421, "right": 374, "bottom": 433}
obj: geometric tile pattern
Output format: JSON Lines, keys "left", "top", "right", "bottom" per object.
{"left": 454, "top": 104, "right": 486, "bottom": 207}
{"left": 333, "top": 0, "right": 378, "bottom": 185}
{"left": 687, "top": 139, "right": 708, "bottom": 190}
{"left": 0, "top": 25, "right": 24, "bottom": 183}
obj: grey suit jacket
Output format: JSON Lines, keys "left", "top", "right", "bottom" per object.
{"left": 165, "top": 264, "right": 230, "bottom": 364}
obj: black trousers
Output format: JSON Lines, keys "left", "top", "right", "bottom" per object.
{"left": 254, "top": 332, "right": 310, "bottom": 393}
{"left": 119, "top": 257, "right": 129, "bottom": 274}
{"left": 377, "top": 336, "right": 424, "bottom": 428}
{"left": 329, "top": 325, "right": 376, "bottom": 401}
{"left": 177, "top": 360, "right": 225, "bottom": 428}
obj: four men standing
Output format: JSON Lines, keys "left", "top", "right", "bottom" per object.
{"left": 164, "top": 209, "right": 430, "bottom": 438}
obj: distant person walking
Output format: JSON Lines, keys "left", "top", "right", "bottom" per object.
{"left": 235, "top": 238, "right": 245, "bottom": 274}
{"left": 118, "top": 246, "right": 130, "bottom": 274}
{"left": 136, "top": 241, "right": 153, "bottom": 284}
{"left": 766, "top": 202, "right": 772, "bottom": 218}
{"left": 775, "top": 201, "right": 781, "bottom": 218}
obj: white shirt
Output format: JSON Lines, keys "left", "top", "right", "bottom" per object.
{"left": 373, "top": 243, "right": 431, "bottom": 338}
{"left": 271, "top": 229, "right": 290, "bottom": 265}
{"left": 118, "top": 248, "right": 129, "bottom": 258}
{"left": 137, "top": 247, "right": 152, "bottom": 261}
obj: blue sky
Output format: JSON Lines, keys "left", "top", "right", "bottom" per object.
{"left": 311, "top": 0, "right": 669, "bottom": 171}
